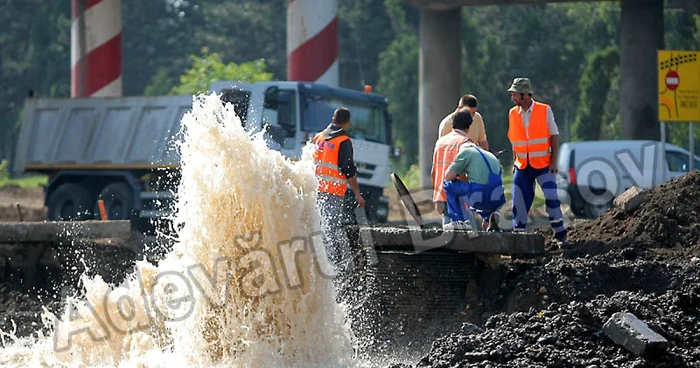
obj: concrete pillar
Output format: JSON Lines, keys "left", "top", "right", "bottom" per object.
{"left": 419, "top": 8, "right": 461, "bottom": 188}
{"left": 620, "top": 0, "right": 664, "bottom": 140}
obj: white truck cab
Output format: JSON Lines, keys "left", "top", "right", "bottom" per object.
{"left": 211, "top": 81, "right": 392, "bottom": 223}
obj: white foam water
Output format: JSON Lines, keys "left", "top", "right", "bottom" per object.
{"left": 0, "top": 94, "right": 356, "bottom": 367}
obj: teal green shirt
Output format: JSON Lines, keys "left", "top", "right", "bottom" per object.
{"left": 447, "top": 144, "right": 501, "bottom": 185}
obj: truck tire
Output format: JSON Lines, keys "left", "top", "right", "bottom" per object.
{"left": 96, "top": 182, "right": 134, "bottom": 220}
{"left": 47, "top": 183, "right": 93, "bottom": 221}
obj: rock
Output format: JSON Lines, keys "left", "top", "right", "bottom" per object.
{"left": 461, "top": 323, "right": 483, "bottom": 335}
{"left": 463, "top": 352, "right": 489, "bottom": 362}
{"left": 508, "top": 314, "right": 518, "bottom": 328}
{"left": 603, "top": 312, "right": 669, "bottom": 356}
{"left": 620, "top": 247, "right": 638, "bottom": 260}
{"left": 613, "top": 186, "right": 648, "bottom": 213}
{"left": 691, "top": 257, "right": 699, "bottom": 264}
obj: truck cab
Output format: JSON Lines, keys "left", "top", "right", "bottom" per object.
{"left": 212, "top": 81, "right": 391, "bottom": 223}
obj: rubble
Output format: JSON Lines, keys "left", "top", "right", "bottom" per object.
{"left": 613, "top": 186, "right": 648, "bottom": 213}
{"left": 603, "top": 312, "right": 668, "bottom": 356}
{"left": 412, "top": 171, "right": 700, "bottom": 367}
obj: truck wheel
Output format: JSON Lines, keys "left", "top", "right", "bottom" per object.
{"left": 96, "top": 182, "right": 134, "bottom": 220}
{"left": 47, "top": 183, "right": 93, "bottom": 221}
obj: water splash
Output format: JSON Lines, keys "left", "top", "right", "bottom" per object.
{"left": 0, "top": 94, "right": 355, "bottom": 367}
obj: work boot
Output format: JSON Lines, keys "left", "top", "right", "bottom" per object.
{"left": 486, "top": 213, "right": 500, "bottom": 232}
{"left": 555, "top": 231, "right": 570, "bottom": 249}
{"left": 443, "top": 220, "right": 472, "bottom": 231}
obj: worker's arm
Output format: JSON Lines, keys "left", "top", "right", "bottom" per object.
{"left": 546, "top": 106, "right": 560, "bottom": 175}
{"left": 476, "top": 112, "right": 489, "bottom": 151}
{"left": 444, "top": 169, "right": 458, "bottom": 182}
{"left": 549, "top": 134, "right": 559, "bottom": 174}
{"left": 347, "top": 176, "right": 365, "bottom": 208}
{"left": 338, "top": 140, "right": 365, "bottom": 207}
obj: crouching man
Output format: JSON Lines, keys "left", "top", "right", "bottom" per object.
{"left": 442, "top": 110, "right": 506, "bottom": 231}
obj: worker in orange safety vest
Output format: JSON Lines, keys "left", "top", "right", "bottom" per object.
{"left": 507, "top": 78, "right": 568, "bottom": 247}
{"left": 312, "top": 107, "right": 365, "bottom": 272}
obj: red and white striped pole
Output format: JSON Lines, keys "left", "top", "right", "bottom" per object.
{"left": 71, "top": 0, "right": 122, "bottom": 97}
{"left": 287, "top": 0, "right": 339, "bottom": 87}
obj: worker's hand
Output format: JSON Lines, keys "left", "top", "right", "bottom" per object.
{"left": 435, "top": 203, "right": 443, "bottom": 214}
{"left": 549, "top": 161, "right": 558, "bottom": 175}
{"left": 355, "top": 193, "right": 366, "bottom": 208}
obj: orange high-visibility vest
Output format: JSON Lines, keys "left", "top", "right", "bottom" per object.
{"left": 313, "top": 133, "right": 351, "bottom": 196}
{"left": 432, "top": 130, "right": 471, "bottom": 202}
{"left": 508, "top": 101, "right": 552, "bottom": 170}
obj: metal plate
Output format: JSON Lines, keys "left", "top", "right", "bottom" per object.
{"left": 391, "top": 173, "right": 424, "bottom": 228}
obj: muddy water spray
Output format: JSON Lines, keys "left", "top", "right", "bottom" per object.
{"left": 0, "top": 94, "right": 355, "bottom": 367}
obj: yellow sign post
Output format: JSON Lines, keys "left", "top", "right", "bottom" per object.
{"left": 658, "top": 50, "right": 700, "bottom": 122}
{"left": 658, "top": 50, "right": 700, "bottom": 174}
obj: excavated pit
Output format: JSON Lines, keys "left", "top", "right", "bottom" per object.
{"left": 405, "top": 171, "right": 700, "bottom": 368}
{"left": 1, "top": 172, "right": 699, "bottom": 367}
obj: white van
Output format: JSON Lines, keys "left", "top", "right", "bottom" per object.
{"left": 556, "top": 140, "right": 699, "bottom": 218}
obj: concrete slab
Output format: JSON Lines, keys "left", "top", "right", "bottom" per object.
{"left": 0, "top": 220, "right": 132, "bottom": 243}
{"left": 614, "top": 186, "right": 648, "bottom": 213}
{"left": 360, "top": 226, "right": 544, "bottom": 255}
{"left": 603, "top": 312, "right": 669, "bottom": 356}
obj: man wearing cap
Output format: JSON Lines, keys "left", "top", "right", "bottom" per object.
{"left": 506, "top": 78, "right": 568, "bottom": 246}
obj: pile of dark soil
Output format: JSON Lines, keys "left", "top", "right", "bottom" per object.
{"left": 408, "top": 172, "right": 700, "bottom": 367}
{"left": 564, "top": 170, "right": 700, "bottom": 255}
{"left": 415, "top": 289, "right": 700, "bottom": 368}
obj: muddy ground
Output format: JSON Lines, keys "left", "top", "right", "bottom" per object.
{"left": 402, "top": 171, "right": 700, "bottom": 367}
{"left": 1, "top": 172, "right": 699, "bottom": 367}
{"left": 0, "top": 186, "right": 46, "bottom": 222}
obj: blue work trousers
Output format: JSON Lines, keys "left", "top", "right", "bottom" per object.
{"left": 511, "top": 165, "right": 567, "bottom": 239}
{"left": 443, "top": 180, "right": 505, "bottom": 224}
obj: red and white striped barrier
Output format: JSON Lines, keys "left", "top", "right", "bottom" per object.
{"left": 71, "top": 0, "right": 122, "bottom": 97}
{"left": 287, "top": 0, "right": 339, "bottom": 87}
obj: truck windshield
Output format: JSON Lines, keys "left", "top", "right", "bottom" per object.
{"left": 301, "top": 95, "right": 388, "bottom": 144}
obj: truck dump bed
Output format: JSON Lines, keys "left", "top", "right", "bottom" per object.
{"left": 13, "top": 96, "right": 193, "bottom": 175}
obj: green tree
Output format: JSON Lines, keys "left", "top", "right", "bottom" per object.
{"left": 122, "top": 0, "right": 205, "bottom": 96}
{"left": 192, "top": 0, "right": 286, "bottom": 80}
{"left": 170, "top": 52, "right": 273, "bottom": 95}
{"left": 0, "top": 0, "right": 71, "bottom": 161}
{"left": 338, "top": 0, "right": 398, "bottom": 89}
{"left": 378, "top": 0, "right": 420, "bottom": 174}
{"left": 144, "top": 68, "right": 175, "bottom": 96}
{"left": 572, "top": 46, "right": 619, "bottom": 141}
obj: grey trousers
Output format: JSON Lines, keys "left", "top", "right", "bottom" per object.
{"left": 317, "top": 192, "right": 354, "bottom": 272}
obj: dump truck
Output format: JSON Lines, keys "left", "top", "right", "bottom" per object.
{"left": 13, "top": 81, "right": 393, "bottom": 232}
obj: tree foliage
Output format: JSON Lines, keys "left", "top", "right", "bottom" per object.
{"left": 169, "top": 51, "right": 273, "bottom": 95}
{"left": 572, "top": 46, "right": 619, "bottom": 142}
{"left": 1, "top": 0, "right": 699, "bottom": 167}
{"left": 378, "top": 0, "right": 420, "bottom": 173}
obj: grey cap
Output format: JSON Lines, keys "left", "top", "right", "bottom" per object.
{"left": 507, "top": 78, "right": 533, "bottom": 94}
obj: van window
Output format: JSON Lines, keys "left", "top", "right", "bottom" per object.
{"left": 666, "top": 151, "right": 699, "bottom": 172}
